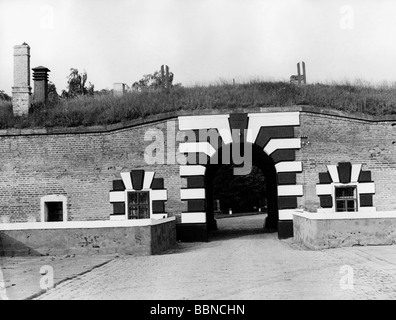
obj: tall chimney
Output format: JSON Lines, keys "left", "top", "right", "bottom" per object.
{"left": 12, "top": 43, "right": 32, "bottom": 116}
{"left": 32, "top": 66, "right": 51, "bottom": 104}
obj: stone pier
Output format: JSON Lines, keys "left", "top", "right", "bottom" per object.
{"left": 12, "top": 43, "right": 31, "bottom": 116}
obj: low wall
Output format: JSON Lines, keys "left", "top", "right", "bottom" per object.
{"left": 293, "top": 211, "right": 396, "bottom": 250}
{"left": 0, "top": 218, "right": 176, "bottom": 256}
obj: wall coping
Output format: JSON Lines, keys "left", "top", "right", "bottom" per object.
{"left": 0, "top": 105, "right": 395, "bottom": 137}
{"left": 293, "top": 211, "right": 396, "bottom": 220}
{"left": 0, "top": 217, "right": 176, "bottom": 231}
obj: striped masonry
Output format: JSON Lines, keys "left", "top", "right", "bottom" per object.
{"left": 316, "top": 162, "right": 375, "bottom": 212}
{"left": 109, "top": 170, "right": 168, "bottom": 219}
{"left": 178, "top": 111, "right": 302, "bottom": 223}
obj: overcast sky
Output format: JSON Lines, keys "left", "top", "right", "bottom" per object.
{"left": 1, "top": 0, "right": 396, "bottom": 94}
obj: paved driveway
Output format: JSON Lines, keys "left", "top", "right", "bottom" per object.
{"left": 27, "top": 214, "right": 396, "bottom": 300}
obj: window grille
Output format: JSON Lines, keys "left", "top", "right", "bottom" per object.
{"left": 127, "top": 191, "right": 150, "bottom": 219}
{"left": 335, "top": 186, "right": 357, "bottom": 212}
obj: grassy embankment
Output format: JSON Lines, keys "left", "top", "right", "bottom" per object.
{"left": 0, "top": 80, "right": 395, "bottom": 129}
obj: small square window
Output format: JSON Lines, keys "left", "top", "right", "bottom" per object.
{"left": 41, "top": 195, "right": 67, "bottom": 223}
{"left": 335, "top": 186, "right": 357, "bottom": 212}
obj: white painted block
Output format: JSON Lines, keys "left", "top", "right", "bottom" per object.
{"left": 326, "top": 165, "right": 339, "bottom": 183}
{"left": 121, "top": 172, "right": 133, "bottom": 190}
{"left": 246, "top": 112, "right": 300, "bottom": 143}
{"left": 317, "top": 208, "right": 335, "bottom": 214}
{"left": 218, "top": 128, "right": 233, "bottom": 145}
{"left": 278, "top": 185, "right": 303, "bottom": 196}
{"left": 151, "top": 214, "right": 168, "bottom": 220}
{"left": 358, "top": 183, "right": 376, "bottom": 194}
{"left": 151, "top": 189, "right": 168, "bottom": 201}
{"left": 0, "top": 217, "right": 177, "bottom": 231}
{"left": 181, "top": 212, "right": 207, "bottom": 223}
{"left": 110, "top": 215, "right": 126, "bottom": 221}
{"left": 351, "top": 164, "right": 362, "bottom": 183}
{"left": 279, "top": 209, "right": 298, "bottom": 220}
{"left": 179, "top": 142, "right": 216, "bottom": 157}
{"left": 358, "top": 207, "right": 376, "bottom": 212}
{"left": 180, "top": 165, "right": 206, "bottom": 176}
{"left": 180, "top": 188, "right": 205, "bottom": 200}
{"left": 143, "top": 172, "right": 155, "bottom": 190}
{"left": 264, "top": 138, "right": 301, "bottom": 155}
{"left": 316, "top": 184, "right": 333, "bottom": 196}
{"left": 275, "top": 161, "right": 302, "bottom": 173}
{"left": 109, "top": 191, "right": 125, "bottom": 203}
{"left": 178, "top": 115, "right": 232, "bottom": 144}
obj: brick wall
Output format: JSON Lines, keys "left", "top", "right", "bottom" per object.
{"left": 297, "top": 111, "right": 396, "bottom": 212}
{"left": 0, "top": 107, "right": 395, "bottom": 224}
{"left": 0, "top": 119, "right": 185, "bottom": 223}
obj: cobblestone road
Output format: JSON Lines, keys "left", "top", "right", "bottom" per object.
{"left": 31, "top": 215, "right": 396, "bottom": 300}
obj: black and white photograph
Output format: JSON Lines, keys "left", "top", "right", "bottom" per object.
{"left": 1, "top": 0, "right": 396, "bottom": 308}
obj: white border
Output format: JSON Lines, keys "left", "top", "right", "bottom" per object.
{"left": 278, "top": 185, "right": 303, "bottom": 197}
{"left": 351, "top": 164, "right": 362, "bottom": 182}
{"left": 180, "top": 165, "right": 206, "bottom": 176}
{"left": 40, "top": 195, "right": 68, "bottom": 222}
{"left": 124, "top": 189, "right": 168, "bottom": 220}
{"left": 246, "top": 112, "right": 300, "bottom": 144}
{"left": 179, "top": 142, "right": 216, "bottom": 157}
{"left": 275, "top": 161, "right": 302, "bottom": 173}
{"left": 294, "top": 211, "right": 396, "bottom": 220}
{"left": 180, "top": 188, "right": 206, "bottom": 200}
{"left": 326, "top": 165, "right": 340, "bottom": 183}
{"left": 121, "top": 172, "right": 133, "bottom": 190}
{"left": 178, "top": 114, "right": 233, "bottom": 144}
{"left": 181, "top": 212, "right": 206, "bottom": 223}
{"left": 109, "top": 191, "right": 125, "bottom": 203}
{"left": 0, "top": 217, "right": 176, "bottom": 231}
{"left": 316, "top": 182, "right": 376, "bottom": 213}
{"left": 264, "top": 138, "right": 301, "bottom": 155}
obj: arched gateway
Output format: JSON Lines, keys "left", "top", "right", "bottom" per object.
{"left": 2, "top": 106, "right": 393, "bottom": 256}
{"left": 177, "top": 112, "right": 303, "bottom": 241}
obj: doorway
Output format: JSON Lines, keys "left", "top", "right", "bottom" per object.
{"left": 205, "top": 143, "right": 279, "bottom": 238}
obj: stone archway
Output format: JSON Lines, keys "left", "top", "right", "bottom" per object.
{"left": 178, "top": 112, "right": 302, "bottom": 242}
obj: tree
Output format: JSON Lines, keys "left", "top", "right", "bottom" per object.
{"left": 94, "top": 89, "right": 112, "bottom": 96}
{"left": 0, "top": 90, "right": 11, "bottom": 101}
{"left": 47, "top": 82, "right": 59, "bottom": 104}
{"left": 64, "top": 68, "right": 95, "bottom": 98}
{"left": 132, "top": 68, "right": 177, "bottom": 92}
{"left": 212, "top": 165, "right": 267, "bottom": 213}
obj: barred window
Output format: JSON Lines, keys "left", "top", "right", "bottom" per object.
{"left": 127, "top": 191, "right": 150, "bottom": 219}
{"left": 335, "top": 186, "right": 357, "bottom": 212}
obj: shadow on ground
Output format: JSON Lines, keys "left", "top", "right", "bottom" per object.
{"left": 168, "top": 213, "right": 274, "bottom": 255}
{"left": 209, "top": 213, "right": 274, "bottom": 241}
{"left": 209, "top": 227, "right": 274, "bottom": 241}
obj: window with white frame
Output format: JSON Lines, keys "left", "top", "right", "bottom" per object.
{"left": 335, "top": 186, "right": 357, "bottom": 212}
{"left": 41, "top": 195, "right": 68, "bottom": 222}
